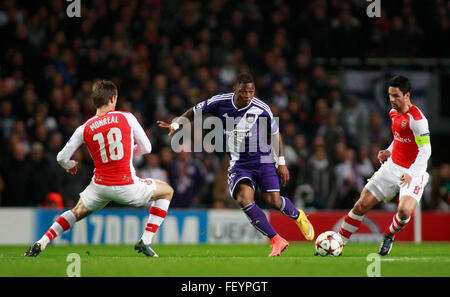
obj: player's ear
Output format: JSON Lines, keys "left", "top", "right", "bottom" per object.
{"left": 404, "top": 91, "right": 411, "bottom": 101}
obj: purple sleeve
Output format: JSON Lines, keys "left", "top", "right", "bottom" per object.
{"left": 192, "top": 97, "right": 219, "bottom": 116}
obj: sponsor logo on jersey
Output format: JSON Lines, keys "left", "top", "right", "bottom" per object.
{"left": 394, "top": 131, "right": 411, "bottom": 143}
{"left": 246, "top": 114, "right": 256, "bottom": 123}
{"left": 223, "top": 130, "right": 252, "bottom": 137}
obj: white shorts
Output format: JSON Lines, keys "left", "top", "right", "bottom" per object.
{"left": 365, "top": 158, "right": 429, "bottom": 203}
{"left": 80, "top": 178, "right": 157, "bottom": 211}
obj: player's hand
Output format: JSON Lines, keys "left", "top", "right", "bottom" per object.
{"left": 157, "top": 121, "right": 176, "bottom": 136}
{"left": 277, "top": 165, "right": 290, "bottom": 187}
{"left": 399, "top": 173, "right": 412, "bottom": 188}
{"left": 378, "top": 150, "right": 391, "bottom": 164}
{"left": 66, "top": 161, "right": 79, "bottom": 175}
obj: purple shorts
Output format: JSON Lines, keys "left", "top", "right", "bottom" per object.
{"left": 228, "top": 162, "right": 280, "bottom": 198}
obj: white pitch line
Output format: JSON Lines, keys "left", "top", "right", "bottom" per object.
{"left": 381, "top": 257, "right": 450, "bottom": 262}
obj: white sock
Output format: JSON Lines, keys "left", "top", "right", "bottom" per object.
{"left": 38, "top": 210, "right": 76, "bottom": 250}
{"left": 141, "top": 199, "right": 170, "bottom": 244}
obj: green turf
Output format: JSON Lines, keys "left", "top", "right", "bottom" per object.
{"left": 1, "top": 242, "right": 449, "bottom": 277}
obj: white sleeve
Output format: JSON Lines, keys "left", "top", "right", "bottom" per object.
{"left": 126, "top": 113, "right": 152, "bottom": 156}
{"left": 56, "top": 125, "right": 85, "bottom": 170}
{"left": 408, "top": 117, "right": 431, "bottom": 177}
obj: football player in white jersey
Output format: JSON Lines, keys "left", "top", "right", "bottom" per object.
{"left": 337, "top": 75, "right": 431, "bottom": 256}
{"left": 25, "top": 80, "right": 173, "bottom": 257}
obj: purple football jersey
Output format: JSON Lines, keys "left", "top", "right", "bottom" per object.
{"left": 192, "top": 93, "right": 279, "bottom": 170}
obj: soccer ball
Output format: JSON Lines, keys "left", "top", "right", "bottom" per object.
{"left": 315, "top": 231, "right": 344, "bottom": 257}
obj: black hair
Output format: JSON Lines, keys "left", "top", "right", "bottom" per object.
{"left": 388, "top": 75, "right": 411, "bottom": 95}
{"left": 235, "top": 73, "right": 254, "bottom": 86}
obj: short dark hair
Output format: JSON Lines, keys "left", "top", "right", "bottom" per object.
{"left": 91, "top": 80, "right": 118, "bottom": 108}
{"left": 388, "top": 75, "right": 411, "bottom": 95}
{"left": 235, "top": 73, "right": 254, "bottom": 86}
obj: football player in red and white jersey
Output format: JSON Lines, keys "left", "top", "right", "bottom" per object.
{"left": 25, "top": 80, "right": 173, "bottom": 257}
{"left": 337, "top": 75, "right": 431, "bottom": 256}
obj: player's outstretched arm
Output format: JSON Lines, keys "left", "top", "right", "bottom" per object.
{"left": 157, "top": 107, "right": 195, "bottom": 136}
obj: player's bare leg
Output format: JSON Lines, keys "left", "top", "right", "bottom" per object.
{"left": 136, "top": 179, "right": 174, "bottom": 257}
{"left": 263, "top": 191, "right": 314, "bottom": 240}
{"left": 25, "top": 198, "right": 93, "bottom": 257}
{"left": 71, "top": 198, "right": 95, "bottom": 221}
{"left": 379, "top": 195, "right": 417, "bottom": 256}
{"left": 338, "top": 188, "right": 379, "bottom": 246}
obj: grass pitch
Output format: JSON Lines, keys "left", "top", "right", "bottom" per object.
{"left": 1, "top": 242, "right": 449, "bottom": 277}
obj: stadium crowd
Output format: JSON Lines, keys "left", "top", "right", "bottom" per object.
{"left": 0, "top": 0, "right": 449, "bottom": 210}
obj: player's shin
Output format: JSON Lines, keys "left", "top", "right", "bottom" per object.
{"left": 242, "top": 202, "right": 277, "bottom": 238}
{"left": 338, "top": 210, "right": 364, "bottom": 245}
{"left": 279, "top": 196, "right": 300, "bottom": 219}
{"left": 141, "top": 198, "right": 171, "bottom": 244}
{"left": 38, "top": 210, "right": 77, "bottom": 249}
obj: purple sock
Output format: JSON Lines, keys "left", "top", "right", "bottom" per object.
{"left": 242, "top": 203, "right": 277, "bottom": 238}
{"left": 280, "top": 196, "right": 300, "bottom": 220}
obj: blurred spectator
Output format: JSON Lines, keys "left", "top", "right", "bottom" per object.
{"left": 431, "top": 163, "right": 450, "bottom": 211}
{"left": 339, "top": 96, "right": 369, "bottom": 149}
{"left": 270, "top": 81, "right": 289, "bottom": 110}
{"left": 0, "top": 141, "right": 33, "bottom": 206}
{"left": 304, "top": 145, "right": 332, "bottom": 209}
{"left": 357, "top": 146, "right": 375, "bottom": 181}
{"left": 168, "top": 145, "right": 206, "bottom": 208}
{"left": 42, "top": 192, "right": 64, "bottom": 210}
{"left": 212, "top": 155, "right": 235, "bottom": 209}
{"left": 28, "top": 141, "right": 50, "bottom": 206}
{"left": 330, "top": 3, "right": 363, "bottom": 57}
{"left": 197, "top": 153, "right": 221, "bottom": 206}
{"left": 333, "top": 148, "right": 364, "bottom": 209}
{"left": 316, "top": 111, "right": 345, "bottom": 162}
{"left": 368, "top": 111, "right": 391, "bottom": 145}
{"left": 138, "top": 154, "right": 169, "bottom": 183}
{"left": 0, "top": 100, "right": 15, "bottom": 139}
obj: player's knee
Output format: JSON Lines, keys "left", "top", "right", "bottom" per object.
{"left": 160, "top": 184, "right": 174, "bottom": 201}
{"left": 71, "top": 207, "right": 84, "bottom": 221}
{"left": 397, "top": 207, "right": 412, "bottom": 220}
{"left": 71, "top": 199, "right": 91, "bottom": 221}
{"left": 166, "top": 185, "right": 174, "bottom": 200}
{"left": 264, "top": 195, "right": 281, "bottom": 209}
{"left": 353, "top": 198, "right": 370, "bottom": 216}
{"left": 235, "top": 194, "right": 253, "bottom": 208}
